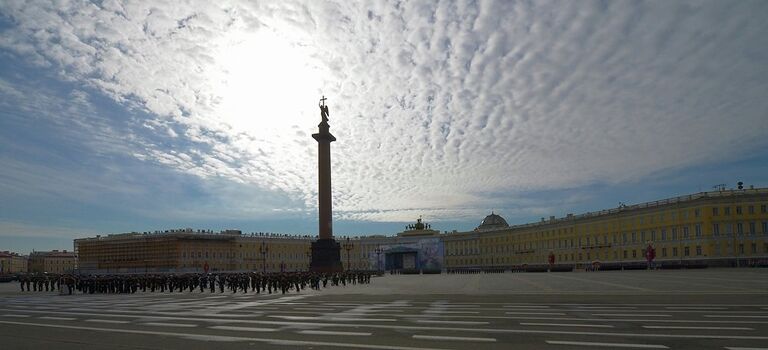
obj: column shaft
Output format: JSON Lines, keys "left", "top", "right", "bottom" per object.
{"left": 317, "top": 140, "right": 332, "bottom": 239}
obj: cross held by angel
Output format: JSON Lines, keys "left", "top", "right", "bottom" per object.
{"left": 319, "top": 96, "right": 330, "bottom": 123}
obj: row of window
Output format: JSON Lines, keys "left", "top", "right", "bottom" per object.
{"left": 450, "top": 243, "right": 768, "bottom": 266}
{"left": 179, "top": 262, "right": 368, "bottom": 271}
{"left": 180, "top": 251, "right": 311, "bottom": 260}
{"left": 458, "top": 204, "right": 768, "bottom": 246}
{"left": 712, "top": 222, "right": 768, "bottom": 235}
{"left": 45, "top": 260, "right": 75, "bottom": 265}
{"left": 713, "top": 204, "right": 768, "bottom": 216}
{"left": 450, "top": 222, "right": 768, "bottom": 256}
{"left": 454, "top": 239, "right": 768, "bottom": 259}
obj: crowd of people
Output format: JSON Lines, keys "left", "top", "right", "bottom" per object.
{"left": 16, "top": 271, "right": 373, "bottom": 295}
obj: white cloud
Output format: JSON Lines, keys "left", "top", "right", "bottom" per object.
{"left": 1, "top": 0, "right": 767, "bottom": 223}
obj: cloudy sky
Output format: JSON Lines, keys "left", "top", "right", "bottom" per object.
{"left": 1, "top": 0, "right": 767, "bottom": 254}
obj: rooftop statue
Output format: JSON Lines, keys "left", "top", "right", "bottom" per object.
{"left": 319, "top": 95, "right": 329, "bottom": 123}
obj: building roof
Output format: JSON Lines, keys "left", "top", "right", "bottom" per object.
{"left": 0, "top": 251, "right": 25, "bottom": 258}
{"left": 29, "top": 250, "right": 76, "bottom": 258}
{"left": 476, "top": 212, "right": 509, "bottom": 231}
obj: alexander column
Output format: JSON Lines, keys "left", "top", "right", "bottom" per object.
{"left": 310, "top": 96, "right": 343, "bottom": 272}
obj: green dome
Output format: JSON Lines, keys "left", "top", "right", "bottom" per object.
{"left": 477, "top": 212, "right": 509, "bottom": 230}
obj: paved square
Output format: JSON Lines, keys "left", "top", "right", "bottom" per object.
{"left": 1, "top": 269, "right": 767, "bottom": 350}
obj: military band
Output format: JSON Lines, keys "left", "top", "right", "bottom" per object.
{"left": 16, "top": 271, "right": 373, "bottom": 295}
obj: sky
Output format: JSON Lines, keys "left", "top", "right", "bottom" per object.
{"left": 1, "top": 0, "right": 767, "bottom": 255}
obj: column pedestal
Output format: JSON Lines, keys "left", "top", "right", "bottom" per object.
{"left": 310, "top": 238, "right": 343, "bottom": 273}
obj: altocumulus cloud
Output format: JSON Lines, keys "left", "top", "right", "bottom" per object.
{"left": 1, "top": 0, "right": 767, "bottom": 224}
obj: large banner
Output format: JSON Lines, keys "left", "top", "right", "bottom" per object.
{"left": 370, "top": 237, "right": 444, "bottom": 271}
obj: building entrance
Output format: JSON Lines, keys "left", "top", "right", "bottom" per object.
{"left": 385, "top": 250, "right": 418, "bottom": 272}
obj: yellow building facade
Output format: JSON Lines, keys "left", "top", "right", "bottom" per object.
{"left": 444, "top": 188, "right": 768, "bottom": 269}
{"left": 28, "top": 250, "right": 77, "bottom": 274}
{"left": 75, "top": 229, "right": 317, "bottom": 274}
{"left": 74, "top": 188, "right": 768, "bottom": 273}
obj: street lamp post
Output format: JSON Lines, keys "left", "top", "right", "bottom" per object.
{"left": 305, "top": 248, "right": 312, "bottom": 271}
{"left": 343, "top": 237, "right": 354, "bottom": 271}
{"left": 678, "top": 230, "right": 683, "bottom": 267}
{"left": 619, "top": 239, "right": 624, "bottom": 270}
{"left": 260, "top": 241, "right": 269, "bottom": 273}
{"left": 374, "top": 245, "right": 383, "bottom": 272}
{"left": 733, "top": 230, "right": 739, "bottom": 268}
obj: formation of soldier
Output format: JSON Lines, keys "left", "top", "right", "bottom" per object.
{"left": 17, "top": 271, "right": 373, "bottom": 295}
{"left": 17, "top": 273, "right": 67, "bottom": 293}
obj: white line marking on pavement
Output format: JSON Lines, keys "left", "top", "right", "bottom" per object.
{"left": 210, "top": 326, "right": 277, "bottom": 332}
{"left": 1, "top": 314, "right": 30, "bottom": 318}
{"left": 85, "top": 319, "right": 129, "bottom": 324}
{"left": 141, "top": 322, "right": 197, "bottom": 328}
{"left": 298, "top": 330, "right": 372, "bottom": 336}
{"left": 643, "top": 326, "right": 753, "bottom": 331}
{"left": 440, "top": 304, "right": 480, "bottom": 308}
{"left": 575, "top": 306, "right": 637, "bottom": 310}
{"left": 328, "top": 317, "right": 397, "bottom": 322}
{"left": 254, "top": 305, "right": 763, "bottom": 314}
{"left": 293, "top": 307, "right": 337, "bottom": 311}
{"left": 592, "top": 314, "right": 672, "bottom": 317}
{"left": 691, "top": 311, "right": 768, "bottom": 314}
{"left": 504, "top": 305, "right": 550, "bottom": 308}
{"left": 508, "top": 303, "right": 768, "bottom": 307}
{"left": 705, "top": 315, "right": 768, "bottom": 318}
{"left": 412, "top": 335, "right": 496, "bottom": 342}
{"left": 4, "top": 308, "right": 768, "bottom": 340}
{"left": 543, "top": 273, "right": 653, "bottom": 292}
{"left": 521, "top": 322, "right": 614, "bottom": 328}
{"left": 414, "top": 320, "right": 489, "bottom": 325}
{"left": 269, "top": 315, "right": 318, "bottom": 320}
{"left": 176, "top": 312, "right": 261, "bottom": 318}
{"left": 424, "top": 314, "right": 768, "bottom": 324}
{"left": 0, "top": 320, "right": 448, "bottom": 350}
{"left": 546, "top": 340, "right": 668, "bottom": 348}
{"left": 479, "top": 308, "right": 556, "bottom": 312}
{"left": 206, "top": 295, "right": 309, "bottom": 313}
{"left": 497, "top": 308, "right": 556, "bottom": 312}
{"left": 666, "top": 307, "right": 728, "bottom": 310}
{"left": 39, "top": 316, "right": 75, "bottom": 321}
{"left": 423, "top": 310, "right": 479, "bottom": 314}
{"left": 368, "top": 309, "right": 405, "bottom": 313}
{"left": 506, "top": 312, "right": 566, "bottom": 315}
{"left": 4, "top": 306, "right": 762, "bottom": 327}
